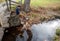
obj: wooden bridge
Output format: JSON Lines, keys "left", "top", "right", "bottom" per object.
{"left": 5, "top": 0, "right": 22, "bottom": 11}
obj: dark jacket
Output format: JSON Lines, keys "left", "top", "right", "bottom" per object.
{"left": 16, "top": 7, "right": 20, "bottom": 15}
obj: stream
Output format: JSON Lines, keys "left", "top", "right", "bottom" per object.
{"left": 16, "top": 19, "right": 60, "bottom": 41}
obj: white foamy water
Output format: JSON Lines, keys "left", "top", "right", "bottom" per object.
{"left": 16, "top": 19, "right": 60, "bottom": 41}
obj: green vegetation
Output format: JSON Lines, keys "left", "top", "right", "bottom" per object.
{"left": 0, "top": 0, "right": 4, "bottom": 3}
{"left": 53, "top": 28, "right": 60, "bottom": 41}
{"left": 56, "top": 29, "right": 60, "bottom": 36}
{"left": 31, "top": 0, "right": 60, "bottom": 7}
{"left": 0, "top": 0, "right": 60, "bottom": 7}
{"left": 16, "top": 0, "right": 60, "bottom": 7}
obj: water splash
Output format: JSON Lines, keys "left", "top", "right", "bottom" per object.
{"left": 16, "top": 19, "right": 60, "bottom": 41}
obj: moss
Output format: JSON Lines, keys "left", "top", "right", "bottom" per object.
{"left": 56, "top": 29, "right": 60, "bottom": 36}
{"left": 53, "top": 28, "right": 60, "bottom": 41}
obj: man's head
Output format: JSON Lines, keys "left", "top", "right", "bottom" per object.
{"left": 17, "top": 5, "right": 21, "bottom": 9}
{"left": 17, "top": 5, "right": 21, "bottom": 7}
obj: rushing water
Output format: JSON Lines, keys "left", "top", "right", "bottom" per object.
{"left": 16, "top": 19, "right": 60, "bottom": 41}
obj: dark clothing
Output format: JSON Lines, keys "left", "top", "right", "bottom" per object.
{"left": 16, "top": 7, "right": 20, "bottom": 15}
{"left": 8, "top": 15, "right": 21, "bottom": 27}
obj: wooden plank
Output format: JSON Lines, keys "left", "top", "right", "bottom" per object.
{"left": 11, "top": 1, "right": 20, "bottom": 4}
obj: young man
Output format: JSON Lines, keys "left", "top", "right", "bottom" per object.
{"left": 16, "top": 5, "right": 21, "bottom": 15}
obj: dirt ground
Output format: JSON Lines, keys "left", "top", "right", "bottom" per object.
{"left": 20, "top": 7, "right": 60, "bottom": 24}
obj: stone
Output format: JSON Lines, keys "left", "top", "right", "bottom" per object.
{"left": 0, "top": 12, "right": 10, "bottom": 27}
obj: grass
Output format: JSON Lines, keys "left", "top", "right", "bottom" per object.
{"left": 0, "top": 0, "right": 60, "bottom": 7}
{"left": 0, "top": 0, "right": 5, "bottom": 3}
{"left": 16, "top": 0, "right": 60, "bottom": 7}
{"left": 53, "top": 28, "right": 60, "bottom": 41}
{"left": 30, "top": 0, "right": 60, "bottom": 7}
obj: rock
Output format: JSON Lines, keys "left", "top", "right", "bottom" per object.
{"left": 0, "top": 12, "right": 10, "bottom": 27}
{"left": 54, "top": 15, "right": 60, "bottom": 19}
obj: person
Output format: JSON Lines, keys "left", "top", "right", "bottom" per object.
{"left": 8, "top": 11, "right": 21, "bottom": 27}
{"left": 16, "top": 5, "right": 21, "bottom": 15}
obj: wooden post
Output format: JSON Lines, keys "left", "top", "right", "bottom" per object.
{"left": 5, "top": 0, "right": 9, "bottom": 10}
{"left": 9, "top": 0, "right": 11, "bottom": 11}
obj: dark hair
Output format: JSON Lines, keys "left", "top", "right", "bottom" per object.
{"left": 17, "top": 5, "right": 21, "bottom": 7}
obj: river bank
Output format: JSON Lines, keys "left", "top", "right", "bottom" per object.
{"left": 20, "top": 7, "right": 60, "bottom": 24}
